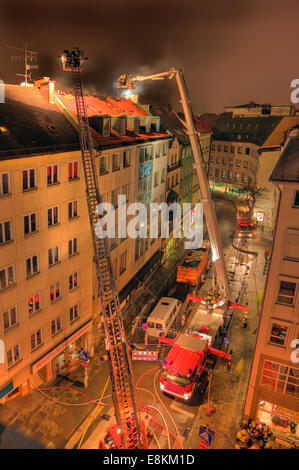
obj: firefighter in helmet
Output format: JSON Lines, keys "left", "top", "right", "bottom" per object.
{"left": 235, "top": 429, "right": 249, "bottom": 449}
{"left": 260, "top": 424, "right": 272, "bottom": 449}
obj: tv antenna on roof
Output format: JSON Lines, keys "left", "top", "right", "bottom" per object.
{"left": 5, "top": 43, "right": 38, "bottom": 85}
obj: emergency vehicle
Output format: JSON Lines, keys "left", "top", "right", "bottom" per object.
{"left": 237, "top": 202, "right": 254, "bottom": 237}
{"left": 176, "top": 241, "right": 210, "bottom": 285}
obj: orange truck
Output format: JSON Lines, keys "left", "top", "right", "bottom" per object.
{"left": 176, "top": 241, "right": 210, "bottom": 285}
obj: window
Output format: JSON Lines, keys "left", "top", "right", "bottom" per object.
{"left": 162, "top": 143, "right": 167, "bottom": 156}
{"left": 47, "top": 165, "right": 58, "bottom": 185}
{"left": 215, "top": 169, "right": 219, "bottom": 177}
{"left": 155, "top": 144, "right": 161, "bottom": 158}
{"left": 69, "top": 272, "right": 78, "bottom": 291}
{"left": 99, "top": 155, "right": 108, "bottom": 175}
{"left": 293, "top": 190, "right": 299, "bottom": 208}
{"left": 51, "top": 316, "right": 62, "bottom": 336}
{"left": 68, "top": 237, "right": 78, "bottom": 256}
{"left": 28, "top": 293, "right": 41, "bottom": 315}
{"left": 236, "top": 159, "right": 240, "bottom": 167}
{"left": 31, "top": 329, "right": 43, "bottom": 351}
{"left": 260, "top": 360, "right": 299, "bottom": 398}
{"left": 268, "top": 322, "right": 288, "bottom": 346}
{"left": 0, "top": 172, "right": 10, "bottom": 196}
{"left": 68, "top": 200, "right": 78, "bottom": 219}
{"left": 123, "top": 150, "right": 130, "bottom": 168}
{"left": 221, "top": 169, "right": 226, "bottom": 178}
{"left": 228, "top": 171, "right": 233, "bottom": 180}
{"left": 111, "top": 189, "right": 118, "bottom": 208}
{"left": 222, "top": 158, "right": 226, "bottom": 165}
{"left": 243, "top": 160, "right": 248, "bottom": 169}
{"left": 154, "top": 171, "right": 159, "bottom": 187}
{"left": 70, "top": 304, "right": 79, "bottom": 323}
{"left": 0, "top": 221, "right": 12, "bottom": 244}
{"left": 122, "top": 184, "right": 128, "bottom": 202}
{"left": 7, "top": 344, "right": 21, "bottom": 368}
{"left": 217, "top": 145, "right": 221, "bottom": 151}
{"left": 231, "top": 146, "right": 235, "bottom": 153}
{"left": 276, "top": 280, "right": 296, "bottom": 306}
{"left": 48, "top": 246, "right": 59, "bottom": 267}
{"left": 112, "top": 153, "right": 120, "bottom": 171}
{"left": 238, "top": 147, "right": 242, "bottom": 154}
{"left": 211, "top": 144, "right": 215, "bottom": 151}
{"left": 3, "top": 307, "right": 17, "bottom": 330}
{"left": 120, "top": 251, "right": 127, "bottom": 275}
{"left": 26, "top": 255, "right": 38, "bottom": 277}
{"left": 68, "top": 161, "right": 78, "bottom": 180}
{"left": 48, "top": 207, "right": 58, "bottom": 227}
{"left": 161, "top": 168, "right": 166, "bottom": 184}
{"left": 283, "top": 229, "right": 299, "bottom": 261}
{"left": 242, "top": 174, "right": 247, "bottom": 183}
{"left": 235, "top": 173, "right": 240, "bottom": 181}
{"left": 22, "top": 169, "right": 36, "bottom": 190}
{"left": 245, "top": 147, "right": 250, "bottom": 155}
{"left": 24, "top": 213, "right": 37, "bottom": 235}
{"left": 50, "top": 282, "right": 61, "bottom": 302}
{"left": 0, "top": 265, "right": 15, "bottom": 290}
{"left": 224, "top": 145, "right": 228, "bottom": 152}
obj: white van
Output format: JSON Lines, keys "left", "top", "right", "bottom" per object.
{"left": 146, "top": 297, "right": 182, "bottom": 338}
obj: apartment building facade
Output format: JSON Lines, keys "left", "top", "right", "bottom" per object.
{"left": 0, "top": 83, "right": 169, "bottom": 402}
{"left": 243, "top": 129, "right": 299, "bottom": 446}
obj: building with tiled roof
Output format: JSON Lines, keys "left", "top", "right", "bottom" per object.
{"left": 0, "top": 79, "right": 170, "bottom": 403}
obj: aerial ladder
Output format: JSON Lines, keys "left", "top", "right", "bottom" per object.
{"left": 118, "top": 69, "right": 230, "bottom": 300}
{"left": 61, "top": 48, "right": 145, "bottom": 449}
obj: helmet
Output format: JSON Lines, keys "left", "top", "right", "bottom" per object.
{"left": 263, "top": 425, "right": 270, "bottom": 433}
{"left": 249, "top": 421, "right": 256, "bottom": 430}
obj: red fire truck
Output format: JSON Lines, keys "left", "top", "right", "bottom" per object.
{"left": 237, "top": 202, "right": 254, "bottom": 237}
{"left": 159, "top": 306, "right": 231, "bottom": 400}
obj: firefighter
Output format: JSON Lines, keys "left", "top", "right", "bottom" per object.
{"left": 118, "top": 74, "right": 127, "bottom": 87}
{"left": 247, "top": 420, "right": 257, "bottom": 445}
{"left": 260, "top": 425, "right": 272, "bottom": 449}
{"left": 242, "top": 312, "right": 248, "bottom": 328}
{"left": 235, "top": 429, "right": 249, "bottom": 449}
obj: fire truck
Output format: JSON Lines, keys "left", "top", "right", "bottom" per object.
{"left": 176, "top": 241, "right": 210, "bottom": 285}
{"left": 159, "top": 305, "right": 231, "bottom": 400}
{"left": 237, "top": 202, "right": 254, "bottom": 237}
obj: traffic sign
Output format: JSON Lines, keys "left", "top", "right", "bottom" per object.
{"left": 224, "top": 338, "right": 230, "bottom": 344}
{"left": 199, "top": 426, "right": 213, "bottom": 445}
{"left": 81, "top": 360, "right": 89, "bottom": 368}
{"left": 200, "top": 440, "right": 210, "bottom": 449}
{"left": 78, "top": 349, "right": 88, "bottom": 361}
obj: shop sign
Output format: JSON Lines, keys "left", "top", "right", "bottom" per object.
{"left": 32, "top": 322, "right": 92, "bottom": 373}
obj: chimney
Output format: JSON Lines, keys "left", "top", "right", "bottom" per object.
{"left": 111, "top": 115, "right": 127, "bottom": 136}
{"left": 34, "top": 77, "right": 55, "bottom": 104}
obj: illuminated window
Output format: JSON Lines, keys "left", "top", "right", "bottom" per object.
{"left": 268, "top": 322, "right": 288, "bottom": 346}
{"left": 68, "top": 161, "right": 78, "bottom": 180}
{"left": 261, "top": 360, "right": 299, "bottom": 398}
{"left": 3, "top": 307, "right": 17, "bottom": 330}
{"left": 28, "top": 293, "right": 41, "bottom": 315}
{"left": 47, "top": 165, "right": 58, "bottom": 185}
{"left": 31, "top": 329, "right": 43, "bottom": 351}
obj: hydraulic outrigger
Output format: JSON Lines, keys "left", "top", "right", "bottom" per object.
{"left": 61, "top": 48, "right": 145, "bottom": 449}
{"left": 117, "top": 69, "right": 230, "bottom": 300}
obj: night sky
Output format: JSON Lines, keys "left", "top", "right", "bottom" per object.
{"left": 1, "top": 0, "right": 298, "bottom": 113}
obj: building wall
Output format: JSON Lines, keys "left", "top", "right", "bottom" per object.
{"left": 0, "top": 150, "right": 94, "bottom": 395}
{"left": 209, "top": 141, "right": 258, "bottom": 191}
{"left": 243, "top": 181, "right": 299, "bottom": 444}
